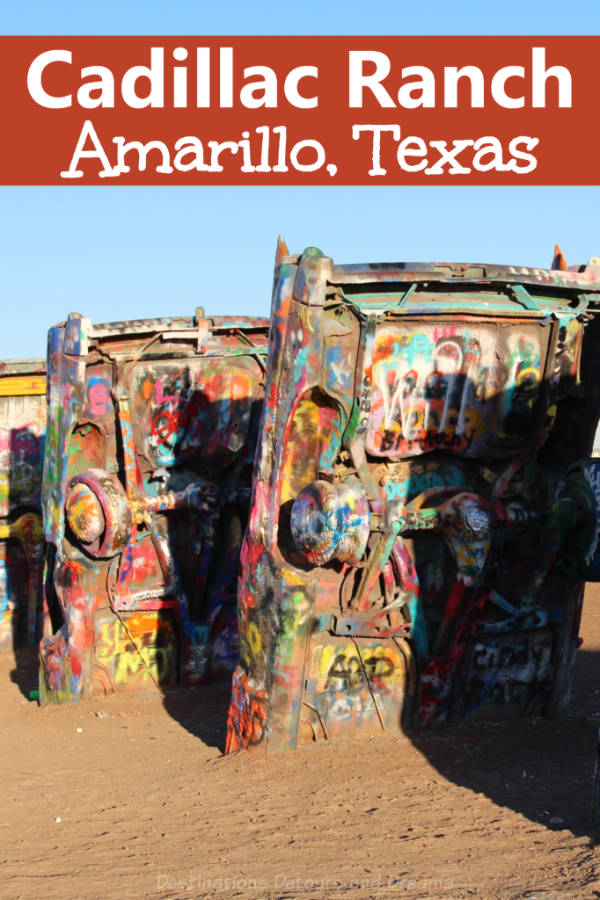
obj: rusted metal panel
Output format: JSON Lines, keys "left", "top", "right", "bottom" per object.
{"left": 40, "top": 312, "right": 269, "bottom": 702}
{"left": 0, "top": 359, "right": 46, "bottom": 650}
{"left": 226, "top": 242, "right": 600, "bottom": 751}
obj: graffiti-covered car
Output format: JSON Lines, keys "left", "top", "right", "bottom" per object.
{"left": 0, "top": 359, "right": 46, "bottom": 650}
{"left": 41, "top": 311, "right": 268, "bottom": 702}
{"left": 226, "top": 241, "right": 600, "bottom": 751}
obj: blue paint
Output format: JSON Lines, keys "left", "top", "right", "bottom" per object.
{"left": 384, "top": 465, "right": 466, "bottom": 502}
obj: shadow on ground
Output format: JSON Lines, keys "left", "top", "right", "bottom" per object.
{"left": 10, "top": 647, "right": 39, "bottom": 700}
{"left": 8, "top": 605, "right": 600, "bottom": 840}
{"left": 405, "top": 641, "right": 600, "bottom": 837}
{"left": 159, "top": 643, "right": 600, "bottom": 840}
{"left": 162, "top": 679, "right": 231, "bottom": 749}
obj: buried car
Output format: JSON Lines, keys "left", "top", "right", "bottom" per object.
{"left": 0, "top": 359, "right": 46, "bottom": 650}
{"left": 40, "top": 310, "right": 268, "bottom": 702}
{"left": 226, "top": 241, "right": 600, "bottom": 751}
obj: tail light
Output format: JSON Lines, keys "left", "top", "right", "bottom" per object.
{"left": 290, "top": 477, "right": 369, "bottom": 566}
{"left": 65, "top": 468, "right": 132, "bottom": 558}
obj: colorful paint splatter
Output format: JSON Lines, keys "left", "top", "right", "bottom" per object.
{"left": 227, "top": 242, "right": 600, "bottom": 750}
{"left": 40, "top": 313, "right": 269, "bottom": 702}
{"left": 0, "top": 360, "right": 46, "bottom": 650}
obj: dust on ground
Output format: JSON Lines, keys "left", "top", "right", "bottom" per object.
{"left": 3, "top": 588, "right": 600, "bottom": 900}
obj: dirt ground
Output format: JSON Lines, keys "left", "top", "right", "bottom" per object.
{"left": 3, "top": 590, "right": 600, "bottom": 900}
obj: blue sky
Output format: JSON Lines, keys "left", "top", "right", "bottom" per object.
{"left": 1, "top": 0, "right": 599, "bottom": 360}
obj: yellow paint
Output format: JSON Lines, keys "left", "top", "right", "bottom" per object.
{"left": 542, "top": 403, "right": 558, "bottom": 438}
{"left": 0, "top": 375, "right": 46, "bottom": 397}
{"left": 95, "top": 612, "right": 177, "bottom": 687}
{"left": 313, "top": 640, "right": 403, "bottom": 690}
{"left": 0, "top": 512, "right": 43, "bottom": 544}
{"left": 464, "top": 407, "right": 487, "bottom": 441}
{"left": 515, "top": 366, "right": 541, "bottom": 388}
{"left": 247, "top": 621, "right": 262, "bottom": 657}
{"left": 280, "top": 395, "right": 341, "bottom": 504}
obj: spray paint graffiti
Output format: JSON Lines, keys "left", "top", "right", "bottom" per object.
{"left": 19, "top": 242, "right": 600, "bottom": 750}
{"left": 0, "top": 361, "right": 46, "bottom": 649}
{"left": 137, "top": 364, "right": 257, "bottom": 467}
{"left": 40, "top": 313, "right": 269, "bottom": 702}
{"left": 94, "top": 612, "right": 178, "bottom": 691}
{"left": 226, "top": 241, "right": 600, "bottom": 752}
{"left": 368, "top": 323, "right": 543, "bottom": 457}
{"left": 225, "top": 666, "right": 267, "bottom": 750}
{"left": 460, "top": 629, "right": 553, "bottom": 716}
{"left": 85, "top": 375, "right": 111, "bottom": 419}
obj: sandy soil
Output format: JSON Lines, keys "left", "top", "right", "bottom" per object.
{"left": 3, "top": 590, "right": 600, "bottom": 900}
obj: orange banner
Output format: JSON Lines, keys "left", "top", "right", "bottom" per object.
{"left": 0, "top": 36, "right": 592, "bottom": 184}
